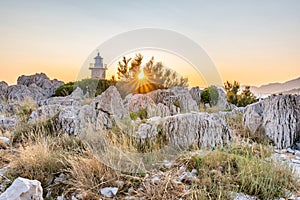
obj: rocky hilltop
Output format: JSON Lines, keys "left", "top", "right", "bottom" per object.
{"left": 0, "top": 73, "right": 300, "bottom": 199}
{"left": 0, "top": 73, "right": 63, "bottom": 104}
{"left": 1, "top": 73, "right": 299, "bottom": 150}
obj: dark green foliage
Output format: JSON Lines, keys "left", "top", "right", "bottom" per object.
{"left": 74, "top": 79, "right": 114, "bottom": 97}
{"left": 54, "top": 82, "right": 74, "bottom": 97}
{"left": 200, "top": 89, "right": 210, "bottom": 104}
{"left": 201, "top": 86, "right": 219, "bottom": 106}
{"left": 237, "top": 86, "right": 258, "bottom": 107}
{"left": 130, "top": 109, "right": 148, "bottom": 120}
{"left": 224, "top": 81, "right": 258, "bottom": 107}
{"left": 224, "top": 81, "right": 240, "bottom": 105}
{"left": 54, "top": 79, "right": 115, "bottom": 97}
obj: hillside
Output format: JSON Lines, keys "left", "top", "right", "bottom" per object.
{"left": 241, "top": 77, "right": 300, "bottom": 95}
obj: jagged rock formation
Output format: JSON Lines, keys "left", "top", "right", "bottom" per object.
{"left": 92, "top": 86, "right": 127, "bottom": 120}
{"left": 243, "top": 95, "right": 300, "bottom": 149}
{"left": 29, "top": 88, "right": 84, "bottom": 124}
{"left": 0, "top": 115, "right": 17, "bottom": 133}
{"left": 124, "top": 94, "right": 171, "bottom": 118}
{"left": 6, "top": 84, "right": 46, "bottom": 103}
{"left": 134, "top": 113, "right": 233, "bottom": 149}
{"left": 0, "top": 103, "right": 21, "bottom": 116}
{"left": 0, "top": 82, "right": 8, "bottom": 103}
{"left": 163, "top": 113, "right": 233, "bottom": 149}
{"left": 0, "top": 73, "right": 64, "bottom": 105}
{"left": 17, "top": 73, "right": 63, "bottom": 97}
{"left": 147, "top": 87, "right": 197, "bottom": 114}
{"left": 189, "top": 86, "right": 202, "bottom": 105}
{"left": 0, "top": 177, "right": 43, "bottom": 200}
{"left": 30, "top": 86, "right": 123, "bottom": 135}
{"left": 216, "top": 87, "right": 236, "bottom": 110}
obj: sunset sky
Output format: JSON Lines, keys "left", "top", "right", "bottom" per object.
{"left": 0, "top": 0, "right": 299, "bottom": 86}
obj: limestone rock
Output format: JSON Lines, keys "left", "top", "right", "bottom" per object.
{"left": 58, "top": 103, "right": 112, "bottom": 136}
{"left": 135, "top": 123, "right": 158, "bottom": 140}
{"left": 216, "top": 87, "right": 236, "bottom": 110}
{"left": 134, "top": 112, "right": 233, "bottom": 149}
{"left": 56, "top": 106, "right": 81, "bottom": 135}
{"left": 5, "top": 85, "right": 46, "bottom": 103}
{"left": 124, "top": 94, "right": 170, "bottom": 118}
{"left": 169, "top": 87, "right": 198, "bottom": 113}
{"left": 78, "top": 104, "right": 111, "bottom": 132}
{"left": 30, "top": 88, "right": 85, "bottom": 123}
{"left": 155, "top": 103, "right": 171, "bottom": 117}
{"left": 126, "top": 94, "right": 157, "bottom": 117}
{"left": 29, "top": 104, "right": 61, "bottom": 123}
{"left": 0, "top": 115, "right": 17, "bottom": 132}
{"left": 0, "top": 103, "right": 21, "bottom": 116}
{"left": 100, "top": 187, "right": 118, "bottom": 198}
{"left": 163, "top": 113, "right": 233, "bottom": 149}
{"left": 243, "top": 95, "right": 300, "bottom": 149}
{"left": 0, "top": 81, "right": 8, "bottom": 103}
{"left": 17, "top": 73, "right": 63, "bottom": 97}
{"left": 92, "top": 86, "right": 126, "bottom": 119}
{"left": 189, "top": 86, "right": 202, "bottom": 104}
{"left": 30, "top": 87, "right": 113, "bottom": 135}
{"left": 0, "top": 136, "right": 10, "bottom": 145}
{"left": 147, "top": 87, "right": 198, "bottom": 114}
{"left": 40, "top": 87, "right": 83, "bottom": 107}
{"left": 1, "top": 73, "right": 63, "bottom": 103}
{"left": 0, "top": 177, "right": 43, "bottom": 200}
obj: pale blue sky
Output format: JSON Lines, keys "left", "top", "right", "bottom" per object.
{"left": 0, "top": 0, "right": 299, "bottom": 85}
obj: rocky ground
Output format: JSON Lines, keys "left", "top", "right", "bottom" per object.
{"left": 0, "top": 73, "right": 299, "bottom": 199}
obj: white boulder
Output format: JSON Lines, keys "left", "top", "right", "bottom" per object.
{"left": 0, "top": 177, "right": 43, "bottom": 200}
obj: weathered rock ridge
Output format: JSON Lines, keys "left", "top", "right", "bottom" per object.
{"left": 243, "top": 95, "right": 300, "bottom": 149}
{"left": 0, "top": 73, "right": 63, "bottom": 104}
{"left": 135, "top": 113, "right": 234, "bottom": 149}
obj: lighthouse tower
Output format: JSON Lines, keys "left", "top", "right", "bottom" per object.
{"left": 89, "top": 52, "right": 107, "bottom": 79}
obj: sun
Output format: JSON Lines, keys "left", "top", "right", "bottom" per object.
{"left": 138, "top": 70, "right": 145, "bottom": 80}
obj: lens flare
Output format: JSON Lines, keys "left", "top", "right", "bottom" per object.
{"left": 138, "top": 69, "right": 145, "bottom": 80}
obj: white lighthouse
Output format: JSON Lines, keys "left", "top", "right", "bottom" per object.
{"left": 89, "top": 52, "right": 107, "bottom": 79}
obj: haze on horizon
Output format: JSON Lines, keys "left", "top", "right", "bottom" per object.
{"left": 0, "top": 0, "right": 299, "bottom": 87}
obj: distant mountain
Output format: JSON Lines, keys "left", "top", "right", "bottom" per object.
{"left": 243, "top": 77, "right": 300, "bottom": 96}
{"left": 282, "top": 88, "right": 300, "bottom": 95}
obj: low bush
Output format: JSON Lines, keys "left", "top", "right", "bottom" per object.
{"left": 54, "top": 79, "right": 116, "bottom": 97}
{"left": 130, "top": 109, "right": 148, "bottom": 120}
{"left": 201, "top": 86, "right": 219, "bottom": 106}
{"left": 54, "top": 82, "right": 74, "bottom": 97}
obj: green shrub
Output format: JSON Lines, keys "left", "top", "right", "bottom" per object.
{"left": 130, "top": 109, "right": 148, "bottom": 120}
{"left": 201, "top": 86, "right": 219, "bottom": 106}
{"left": 54, "top": 82, "right": 74, "bottom": 97}
{"left": 54, "top": 79, "right": 116, "bottom": 97}
{"left": 224, "top": 81, "right": 257, "bottom": 107}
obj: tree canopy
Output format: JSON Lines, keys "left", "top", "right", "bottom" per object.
{"left": 224, "top": 81, "right": 257, "bottom": 107}
{"left": 117, "top": 54, "right": 189, "bottom": 89}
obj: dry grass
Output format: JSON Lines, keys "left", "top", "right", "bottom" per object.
{"left": 63, "top": 154, "right": 119, "bottom": 198}
{"left": 6, "top": 138, "right": 67, "bottom": 186}
{"left": 184, "top": 148, "right": 297, "bottom": 200}
{"left": 1, "top": 111, "right": 298, "bottom": 199}
{"left": 0, "top": 149, "right": 10, "bottom": 169}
